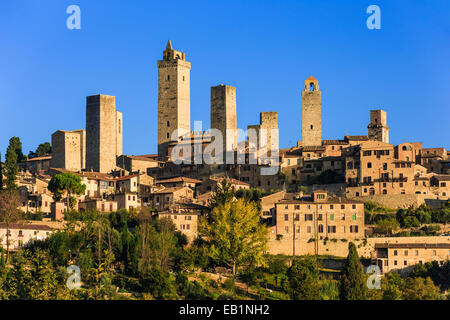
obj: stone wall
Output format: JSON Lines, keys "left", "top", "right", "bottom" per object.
{"left": 267, "top": 230, "right": 450, "bottom": 259}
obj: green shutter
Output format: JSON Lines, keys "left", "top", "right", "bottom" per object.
{"left": 330, "top": 214, "right": 334, "bottom": 221}
{"left": 352, "top": 214, "right": 357, "bottom": 220}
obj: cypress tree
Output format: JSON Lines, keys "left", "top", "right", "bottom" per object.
{"left": 340, "top": 242, "right": 367, "bottom": 300}
{"left": 0, "top": 152, "right": 3, "bottom": 190}
{"left": 5, "top": 142, "right": 18, "bottom": 190}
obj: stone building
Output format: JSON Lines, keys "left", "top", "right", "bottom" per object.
{"left": 0, "top": 223, "right": 54, "bottom": 250}
{"left": 157, "top": 40, "right": 191, "bottom": 160}
{"left": 86, "top": 94, "right": 123, "bottom": 173}
{"left": 367, "top": 109, "right": 389, "bottom": 143}
{"left": 211, "top": 84, "right": 237, "bottom": 155}
{"left": 301, "top": 76, "right": 322, "bottom": 147}
{"left": 373, "top": 241, "right": 450, "bottom": 275}
{"left": 158, "top": 203, "right": 207, "bottom": 243}
{"left": 51, "top": 129, "right": 86, "bottom": 171}
{"left": 344, "top": 140, "right": 416, "bottom": 197}
{"left": 247, "top": 112, "right": 279, "bottom": 156}
{"left": 274, "top": 191, "right": 365, "bottom": 252}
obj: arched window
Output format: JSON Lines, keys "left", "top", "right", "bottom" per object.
{"left": 309, "top": 83, "right": 315, "bottom": 91}
{"left": 383, "top": 189, "right": 387, "bottom": 194}
{"left": 402, "top": 146, "right": 407, "bottom": 151}
{"left": 166, "top": 121, "right": 170, "bottom": 127}
{"left": 310, "top": 124, "right": 313, "bottom": 130}
{"left": 318, "top": 224, "right": 323, "bottom": 233}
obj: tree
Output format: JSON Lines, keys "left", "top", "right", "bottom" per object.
{"left": 0, "top": 152, "right": 3, "bottom": 190}
{"left": 0, "top": 190, "right": 21, "bottom": 262}
{"left": 340, "top": 242, "right": 367, "bottom": 300}
{"left": 208, "top": 180, "right": 235, "bottom": 208}
{"left": 381, "top": 272, "right": 404, "bottom": 300}
{"left": 48, "top": 172, "right": 86, "bottom": 210}
{"left": 7, "top": 137, "right": 25, "bottom": 162}
{"left": 402, "top": 277, "right": 440, "bottom": 300}
{"left": 287, "top": 256, "right": 321, "bottom": 300}
{"left": 375, "top": 218, "right": 399, "bottom": 236}
{"left": 199, "top": 198, "right": 268, "bottom": 275}
{"left": 403, "top": 216, "right": 421, "bottom": 228}
{"left": 4, "top": 139, "right": 19, "bottom": 190}
{"left": 30, "top": 142, "right": 52, "bottom": 158}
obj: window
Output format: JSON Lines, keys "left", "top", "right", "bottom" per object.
{"left": 295, "top": 214, "right": 299, "bottom": 221}
{"left": 166, "top": 132, "right": 170, "bottom": 139}
{"left": 341, "top": 205, "right": 345, "bottom": 209}
{"left": 310, "top": 124, "right": 313, "bottom": 130}
{"left": 167, "top": 75, "right": 170, "bottom": 81}
{"left": 327, "top": 226, "right": 336, "bottom": 233}
{"left": 415, "top": 250, "right": 419, "bottom": 256}
{"left": 284, "top": 214, "right": 289, "bottom": 221}
{"left": 330, "top": 205, "right": 334, "bottom": 209}
{"left": 352, "top": 204, "right": 356, "bottom": 209}
{"left": 167, "top": 121, "right": 170, "bottom": 127}
{"left": 318, "top": 214, "right": 322, "bottom": 221}
{"left": 394, "top": 260, "right": 398, "bottom": 266}
{"left": 305, "top": 214, "right": 313, "bottom": 221}
{"left": 383, "top": 163, "right": 387, "bottom": 170}
{"left": 367, "top": 162, "right": 372, "bottom": 168}
{"left": 404, "top": 261, "right": 407, "bottom": 266}
{"left": 318, "top": 224, "right": 324, "bottom": 233}
{"left": 404, "top": 250, "right": 408, "bottom": 256}
{"left": 393, "top": 250, "right": 398, "bottom": 256}
{"left": 330, "top": 214, "right": 334, "bottom": 221}
{"left": 352, "top": 214, "right": 357, "bottom": 220}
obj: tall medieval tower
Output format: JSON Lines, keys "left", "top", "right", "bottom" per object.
{"left": 86, "top": 94, "right": 123, "bottom": 173}
{"left": 301, "top": 76, "right": 322, "bottom": 146}
{"left": 157, "top": 40, "right": 191, "bottom": 160}
{"left": 211, "top": 84, "right": 237, "bottom": 154}
{"left": 368, "top": 109, "right": 389, "bottom": 143}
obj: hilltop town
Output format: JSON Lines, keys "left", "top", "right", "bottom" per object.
{"left": 1, "top": 41, "right": 449, "bottom": 299}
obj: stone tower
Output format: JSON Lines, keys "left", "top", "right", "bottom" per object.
{"left": 51, "top": 129, "right": 86, "bottom": 171}
{"left": 301, "top": 76, "right": 322, "bottom": 146}
{"left": 157, "top": 40, "right": 191, "bottom": 160}
{"left": 211, "top": 84, "right": 237, "bottom": 154}
{"left": 247, "top": 111, "right": 279, "bottom": 155}
{"left": 368, "top": 109, "right": 389, "bottom": 143}
{"left": 86, "top": 94, "right": 123, "bottom": 173}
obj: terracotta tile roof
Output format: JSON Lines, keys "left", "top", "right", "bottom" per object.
{"left": 0, "top": 223, "right": 54, "bottom": 231}
{"left": 301, "top": 146, "right": 325, "bottom": 152}
{"left": 156, "top": 176, "right": 202, "bottom": 184}
{"left": 344, "top": 135, "right": 369, "bottom": 141}
{"left": 210, "top": 177, "right": 250, "bottom": 186}
{"left": 114, "top": 174, "right": 140, "bottom": 181}
{"left": 24, "top": 156, "right": 52, "bottom": 162}
{"left": 322, "top": 140, "right": 348, "bottom": 145}
{"left": 276, "top": 197, "right": 364, "bottom": 205}
{"left": 375, "top": 243, "right": 450, "bottom": 249}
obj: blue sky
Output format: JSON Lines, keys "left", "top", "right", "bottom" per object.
{"left": 0, "top": 0, "right": 449, "bottom": 157}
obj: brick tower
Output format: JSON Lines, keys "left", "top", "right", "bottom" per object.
{"left": 157, "top": 40, "right": 191, "bottom": 160}
{"left": 301, "top": 76, "right": 322, "bottom": 146}
{"left": 368, "top": 109, "right": 389, "bottom": 143}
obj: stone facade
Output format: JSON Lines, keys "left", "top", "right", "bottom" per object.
{"left": 86, "top": 94, "right": 123, "bottom": 173}
{"left": 51, "top": 129, "right": 86, "bottom": 171}
{"left": 157, "top": 40, "right": 191, "bottom": 159}
{"left": 368, "top": 109, "right": 389, "bottom": 143}
{"left": 210, "top": 84, "right": 237, "bottom": 154}
{"left": 301, "top": 76, "right": 322, "bottom": 146}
